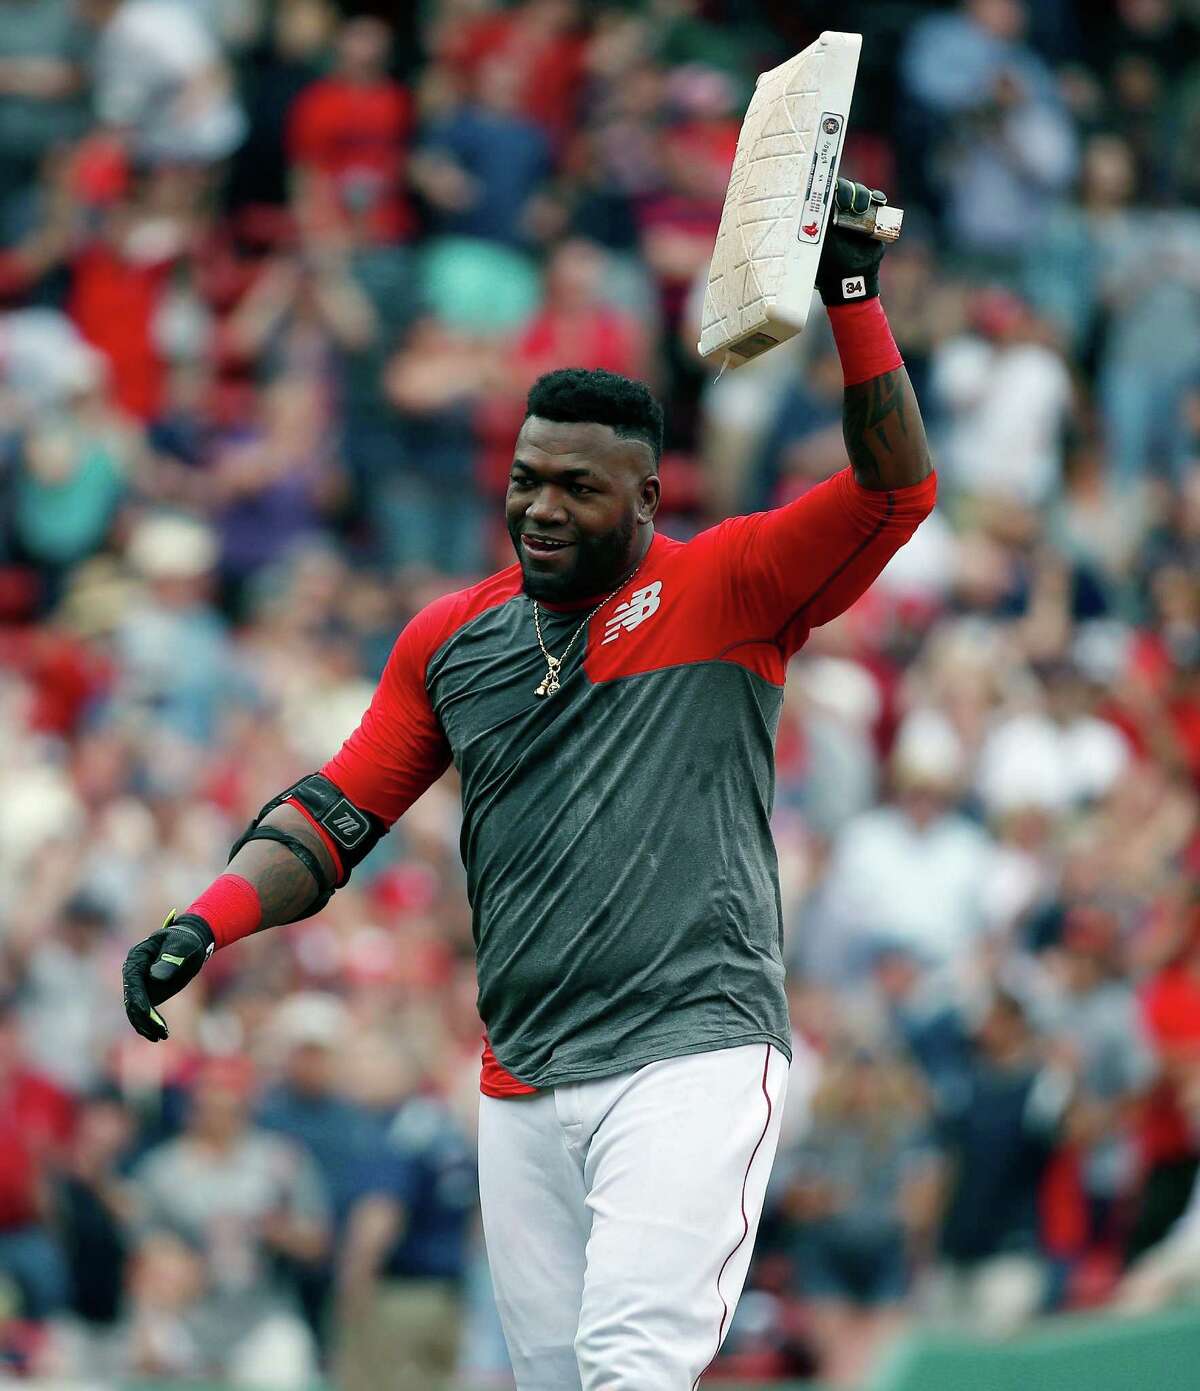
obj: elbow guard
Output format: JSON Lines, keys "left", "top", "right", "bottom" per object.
{"left": 228, "top": 773, "right": 387, "bottom": 921}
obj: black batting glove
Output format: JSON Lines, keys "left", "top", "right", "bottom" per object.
{"left": 816, "top": 178, "right": 890, "bottom": 306}
{"left": 122, "top": 911, "right": 215, "bottom": 1042}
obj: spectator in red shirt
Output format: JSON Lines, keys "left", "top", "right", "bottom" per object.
{"left": 0, "top": 996, "right": 74, "bottom": 1320}
{"left": 475, "top": 238, "right": 649, "bottom": 493}
{"left": 67, "top": 158, "right": 219, "bottom": 424}
{"left": 68, "top": 206, "right": 178, "bottom": 422}
{"left": 287, "top": 16, "right": 414, "bottom": 244}
{"left": 511, "top": 238, "right": 648, "bottom": 386}
{"left": 1131, "top": 904, "right": 1200, "bottom": 1260}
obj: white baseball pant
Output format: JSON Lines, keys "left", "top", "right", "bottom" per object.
{"left": 478, "top": 1042, "right": 789, "bottom": 1390}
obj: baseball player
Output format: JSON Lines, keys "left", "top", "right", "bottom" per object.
{"left": 124, "top": 179, "right": 935, "bottom": 1389}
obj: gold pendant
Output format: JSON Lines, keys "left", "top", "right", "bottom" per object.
{"left": 535, "top": 657, "right": 561, "bottom": 698}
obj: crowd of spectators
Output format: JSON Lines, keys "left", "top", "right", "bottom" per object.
{"left": 0, "top": 0, "right": 1199, "bottom": 1385}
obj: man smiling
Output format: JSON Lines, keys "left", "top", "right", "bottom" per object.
{"left": 123, "top": 179, "right": 936, "bottom": 1389}
{"left": 506, "top": 403, "right": 659, "bottom": 603}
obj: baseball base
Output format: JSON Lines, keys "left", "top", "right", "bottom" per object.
{"left": 699, "top": 31, "right": 864, "bottom": 369}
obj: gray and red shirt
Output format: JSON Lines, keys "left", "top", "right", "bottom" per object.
{"left": 318, "top": 467, "right": 936, "bottom": 1096}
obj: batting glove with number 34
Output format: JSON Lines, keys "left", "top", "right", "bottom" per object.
{"left": 122, "top": 910, "right": 215, "bottom": 1042}
{"left": 816, "top": 178, "right": 890, "bottom": 306}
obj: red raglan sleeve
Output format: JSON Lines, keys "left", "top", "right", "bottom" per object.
{"left": 703, "top": 467, "right": 936, "bottom": 658}
{"left": 318, "top": 598, "right": 454, "bottom": 826}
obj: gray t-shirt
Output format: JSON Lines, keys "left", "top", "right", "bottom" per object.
{"left": 133, "top": 1129, "right": 329, "bottom": 1347}
{"left": 322, "top": 470, "right": 935, "bottom": 1088}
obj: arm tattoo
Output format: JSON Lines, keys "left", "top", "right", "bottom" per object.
{"left": 842, "top": 365, "right": 933, "bottom": 491}
{"left": 228, "top": 805, "right": 337, "bottom": 928}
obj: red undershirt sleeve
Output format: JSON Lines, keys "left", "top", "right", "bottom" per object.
{"left": 707, "top": 466, "right": 936, "bottom": 658}
{"left": 316, "top": 600, "right": 454, "bottom": 832}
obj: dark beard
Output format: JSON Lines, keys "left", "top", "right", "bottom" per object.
{"left": 510, "top": 512, "right": 638, "bottom": 602}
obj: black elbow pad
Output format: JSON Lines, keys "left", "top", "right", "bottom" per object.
{"left": 228, "top": 773, "right": 387, "bottom": 920}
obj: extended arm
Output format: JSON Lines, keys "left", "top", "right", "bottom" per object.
{"left": 699, "top": 181, "right": 937, "bottom": 650}
{"left": 121, "top": 786, "right": 375, "bottom": 1043}
{"left": 123, "top": 603, "right": 455, "bottom": 1042}
{"left": 817, "top": 179, "right": 933, "bottom": 492}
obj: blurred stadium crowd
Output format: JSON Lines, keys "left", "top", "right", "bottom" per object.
{"left": 1, "top": 0, "right": 1199, "bottom": 1385}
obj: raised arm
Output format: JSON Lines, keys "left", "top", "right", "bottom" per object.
{"left": 842, "top": 362, "right": 933, "bottom": 491}
{"left": 122, "top": 606, "right": 454, "bottom": 1042}
{"left": 694, "top": 182, "right": 937, "bottom": 652}
{"left": 816, "top": 179, "right": 933, "bottom": 492}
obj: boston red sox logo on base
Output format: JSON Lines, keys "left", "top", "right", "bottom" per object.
{"left": 603, "top": 581, "right": 663, "bottom": 644}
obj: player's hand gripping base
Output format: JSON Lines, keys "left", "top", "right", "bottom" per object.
{"left": 122, "top": 910, "right": 215, "bottom": 1041}
{"left": 816, "top": 178, "right": 891, "bottom": 306}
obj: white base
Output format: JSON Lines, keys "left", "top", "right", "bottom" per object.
{"left": 699, "top": 31, "right": 862, "bottom": 368}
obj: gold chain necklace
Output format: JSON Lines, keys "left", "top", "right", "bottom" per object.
{"left": 530, "top": 566, "right": 640, "bottom": 698}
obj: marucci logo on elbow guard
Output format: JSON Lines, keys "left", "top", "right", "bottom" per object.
{"left": 322, "top": 800, "right": 371, "bottom": 849}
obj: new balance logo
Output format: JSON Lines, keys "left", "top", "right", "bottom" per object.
{"left": 603, "top": 581, "right": 663, "bottom": 644}
{"left": 322, "top": 799, "right": 369, "bottom": 847}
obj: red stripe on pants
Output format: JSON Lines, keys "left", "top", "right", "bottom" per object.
{"left": 692, "top": 1044, "right": 774, "bottom": 1389}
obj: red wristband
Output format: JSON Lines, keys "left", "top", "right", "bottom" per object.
{"left": 186, "top": 873, "right": 263, "bottom": 950}
{"left": 827, "top": 298, "right": 903, "bottom": 387}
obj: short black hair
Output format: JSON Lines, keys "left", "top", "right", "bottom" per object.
{"left": 525, "top": 368, "right": 663, "bottom": 466}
